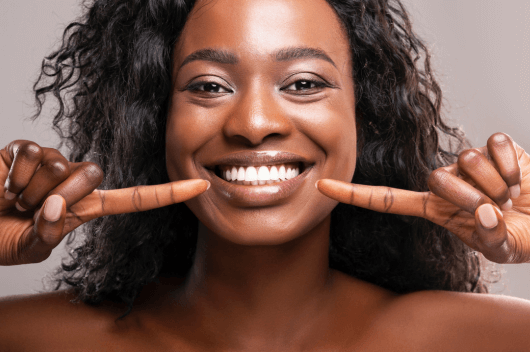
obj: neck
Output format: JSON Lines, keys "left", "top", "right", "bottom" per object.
{"left": 175, "top": 216, "right": 335, "bottom": 348}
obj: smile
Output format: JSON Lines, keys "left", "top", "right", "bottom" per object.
{"left": 201, "top": 151, "right": 313, "bottom": 207}
{"left": 216, "top": 163, "right": 301, "bottom": 185}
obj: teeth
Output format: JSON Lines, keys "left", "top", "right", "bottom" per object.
{"left": 237, "top": 167, "right": 245, "bottom": 181}
{"left": 270, "top": 166, "right": 279, "bottom": 180}
{"left": 278, "top": 165, "right": 286, "bottom": 180}
{"left": 245, "top": 166, "right": 257, "bottom": 182}
{"left": 220, "top": 164, "right": 301, "bottom": 184}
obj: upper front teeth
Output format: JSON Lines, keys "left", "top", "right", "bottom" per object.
{"left": 222, "top": 165, "right": 300, "bottom": 185}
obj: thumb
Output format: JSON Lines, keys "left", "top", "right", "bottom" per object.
{"left": 20, "top": 194, "right": 66, "bottom": 264}
{"left": 316, "top": 179, "right": 429, "bottom": 218}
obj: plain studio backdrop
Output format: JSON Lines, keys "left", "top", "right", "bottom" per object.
{"left": 1, "top": 0, "right": 530, "bottom": 299}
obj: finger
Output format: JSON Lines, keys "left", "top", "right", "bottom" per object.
{"left": 316, "top": 179, "right": 428, "bottom": 217}
{"left": 69, "top": 179, "right": 210, "bottom": 223}
{"left": 17, "top": 148, "right": 70, "bottom": 211}
{"left": 428, "top": 168, "right": 495, "bottom": 215}
{"left": 48, "top": 162, "right": 104, "bottom": 208}
{"left": 18, "top": 195, "right": 67, "bottom": 264}
{"left": 457, "top": 148, "right": 512, "bottom": 211}
{"left": 474, "top": 203, "right": 511, "bottom": 263}
{"left": 2, "top": 140, "right": 44, "bottom": 200}
{"left": 487, "top": 132, "right": 522, "bottom": 199}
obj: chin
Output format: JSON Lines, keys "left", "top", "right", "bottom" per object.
{"left": 193, "top": 197, "right": 337, "bottom": 247}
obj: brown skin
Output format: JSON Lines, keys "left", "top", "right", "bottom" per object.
{"left": 1, "top": 0, "right": 530, "bottom": 351}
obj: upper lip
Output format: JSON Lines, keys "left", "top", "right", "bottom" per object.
{"left": 203, "top": 151, "right": 312, "bottom": 169}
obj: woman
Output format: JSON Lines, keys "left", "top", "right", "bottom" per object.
{"left": 1, "top": 0, "right": 530, "bottom": 350}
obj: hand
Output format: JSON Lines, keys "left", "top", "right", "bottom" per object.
{"left": 317, "top": 132, "right": 530, "bottom": 264}
{"left": 0, "top": 140, "right": 209, "bottom": 266}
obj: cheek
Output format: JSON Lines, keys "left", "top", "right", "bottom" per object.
{"left": 165, "top": 99, "right": 220, "bottom": 180}
{"left": 296, "top": 96, "right": 357, "bottom": 182}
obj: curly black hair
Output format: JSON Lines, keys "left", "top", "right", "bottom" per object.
{"left": 33, "top": 0, "right": 488, "bottom": 317}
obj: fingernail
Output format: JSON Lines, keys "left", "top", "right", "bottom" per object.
{"left": 206, "top": 181, "right": 210, "bottom": 190}
{"left": 500, "top": 198, "right": 512, "bottom": 211}
{"left": 315, "top": 180, "right": 320, "bottom": 189}
{"left": 4, "top": 190, "right": 16, "bottom": 200}
{"left": 15, "top": 202, "right": 27, "bottom": 212}
{"left": 43, "top": 195, "right": 63, "bottom": 222}
{"left": 478, "top": 204, "right": 498, "bottom": 229}
{"left": 509, "top": 184, "right": 521, "bottom": 199}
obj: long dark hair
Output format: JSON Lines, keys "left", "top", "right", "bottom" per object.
{"left": 34, "top": 0, "right": 487, "bottom": 316}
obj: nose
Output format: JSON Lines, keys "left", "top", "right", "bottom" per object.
{"left": 222, "top": 85, "right": 293, "bottom": 146}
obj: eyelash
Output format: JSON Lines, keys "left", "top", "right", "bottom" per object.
{"left": 185, "top": 79, "right": 330, "bottom": 96}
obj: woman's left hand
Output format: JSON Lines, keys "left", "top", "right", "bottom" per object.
{"left": 317, "top": 132, "right": 530, "bottom": 264}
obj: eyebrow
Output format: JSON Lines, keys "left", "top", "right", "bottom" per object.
{"left": 178, "top": 46, "right": 337, "bottom": 70}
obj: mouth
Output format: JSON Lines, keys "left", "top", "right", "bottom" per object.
{"left": 212, "top": 162, "right": 306, "bottom": 185}
{"left": 200, "top": 151, "right": 314, "bottom": 206}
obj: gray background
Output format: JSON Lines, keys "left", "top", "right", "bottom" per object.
{"left": 1, "top": 0, "right": 529, "bottom": 299}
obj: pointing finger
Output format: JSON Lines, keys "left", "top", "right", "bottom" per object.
{"left": 69, "top": 179, "right": 210, "bottom": 223}
{"left": 316, "top": 179, "right": 429, "bottom": 217}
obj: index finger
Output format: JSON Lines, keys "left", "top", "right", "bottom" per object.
{"left": 316, "top": 179, "right": 429, "bottom": 217}
{"left": 70, "top": 179, "right": 210, "bottom": 222}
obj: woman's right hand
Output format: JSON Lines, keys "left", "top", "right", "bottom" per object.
{"left": 0, "top": 140, "right": 209, "bottom": 266}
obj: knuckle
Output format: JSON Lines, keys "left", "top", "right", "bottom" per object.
{"left": 16, "top": 142, "right": 43, "bottom": 162}
{"left": 80, "top": 162, "right": 104, "bottom": 186}
{"left": 45, "top": 160, "right": 70, "bottom": 180}
{"left": 457, "top": 149, "right": 482, "bottom": 167}
{"left": 487, "top": 132, "right": 513, "bottom": 147}
{"left": 427, "top": 168, "right": 448, "bottom": 191}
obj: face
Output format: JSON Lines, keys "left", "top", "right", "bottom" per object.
{"left": 166, "top": 0, "right": 357, "bottom": 245}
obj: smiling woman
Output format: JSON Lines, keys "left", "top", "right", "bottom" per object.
{"left": 1, "top": 0, "right": 530, "bottom": 351}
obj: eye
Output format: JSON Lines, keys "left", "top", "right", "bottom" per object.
{"left": 186, "top": 81, "right": 232, "bottom": 94}
{"left": 282, "top": 79, "right": 328, "bottom": 94}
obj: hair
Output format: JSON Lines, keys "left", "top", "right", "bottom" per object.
{"left": 34, "top": 0, "right": 489, "bottom": 317}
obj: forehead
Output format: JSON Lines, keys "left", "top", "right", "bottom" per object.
{"left": 175, "top": 0, "right": 350, "bottom": 67}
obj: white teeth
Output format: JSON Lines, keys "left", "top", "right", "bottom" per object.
{"left": 258, "top": 166, "right": 269, "bottom": 181}
{"left": 237, "top": 167, "right": 245, "bottom": 181}
{"left": 258, "top": 166, "right": 269, "bottom": 185}
{"left": 245, "top": 166, "right": 257, "bottom": 182}
{"left": 278, "top": 165, "right": 286, "bottom": 180}
{"left": 270, "top": 166, "right": 279, "bottom": 180}
{"left": 221, "top": 164, "right": 300, "bottom": 184}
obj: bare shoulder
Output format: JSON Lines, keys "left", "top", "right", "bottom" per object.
{"left": 370, "top": 290, "right": 530, "bottom": 351}
{"left": 0, "top": 290, "right": 126, "bottom": 351}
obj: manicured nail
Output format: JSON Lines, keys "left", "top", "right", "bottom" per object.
{"left": 4, "top": 190, "right": 16, "bottom": 200}
{"left": 15, "top": 202, "right": 27, "bottom": 212}
{"left": 43, "top": 195, "right": 63, "bottom": 222}
{"left": 478, "top": 204, "right": 498, "bottom": 229}
{"left": 500, "top": 198, "right": 512, "bottom": 211}
{"left": 509, "top": 184, "right": 521, "bottom": 199}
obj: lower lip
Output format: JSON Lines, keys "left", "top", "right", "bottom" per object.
{"left": 202, "top": 167, "right": 312, "bottom": 207}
